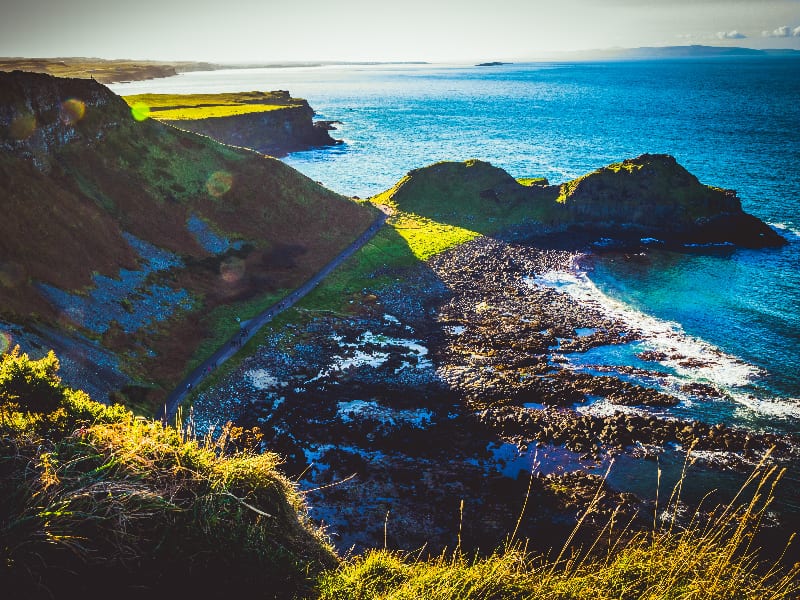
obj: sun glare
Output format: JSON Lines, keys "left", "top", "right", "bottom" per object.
{"left": 130, "top": 101, "right": 151, "bottom": 121}
{"left": 61, "top": 98, "right": 86, "bottom": 124}
{"left": 206, "top": 170, "right": 233, "bottom": 197}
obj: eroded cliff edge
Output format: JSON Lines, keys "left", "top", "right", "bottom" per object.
{"left": 124, "top": 90, "right": 340, "bottom": 157}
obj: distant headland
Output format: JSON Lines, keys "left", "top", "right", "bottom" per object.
{"left": 0, "top": 57, "right": 431, "bottom": 84}
{"left": 537, "top": 44, "right": 800, "bottom": 61}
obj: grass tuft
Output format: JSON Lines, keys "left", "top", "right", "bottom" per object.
{"left": 318, "top": 452, "right": 799, "bottom": 599}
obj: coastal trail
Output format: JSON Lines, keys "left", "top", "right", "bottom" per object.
{"left": 160, "top": 210, "right": 389, "bottom": 422}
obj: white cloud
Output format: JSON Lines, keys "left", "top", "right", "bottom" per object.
{"left": 763, "top": 25, "right": 790, "bottom": 36}
{"left": 717, "top": 30, "right": 747, "bottom": 39}
{"left": 762, "top": 24, "right": 800, "bottom": 37}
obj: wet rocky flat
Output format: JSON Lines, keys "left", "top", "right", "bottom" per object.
{"left": 192, "top": 234, "right": 796, "bottom": 555}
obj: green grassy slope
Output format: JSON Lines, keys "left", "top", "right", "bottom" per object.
{"left": 0, "top": 71, "right": 376, "bottom": 409}
{"left": 0, "top": 348, "right": 335, "bottom": 598}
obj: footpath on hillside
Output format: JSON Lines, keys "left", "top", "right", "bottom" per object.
{"left": 160, "top": 211, "right": 389, "bottom": 422}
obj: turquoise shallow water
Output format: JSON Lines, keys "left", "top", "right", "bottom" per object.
{"left": 110, "top": 59, "right": 800, "bottom": 436}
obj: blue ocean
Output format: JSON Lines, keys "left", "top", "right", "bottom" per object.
{"left": 111, "top": 59, "right": 800, "bottom": 443}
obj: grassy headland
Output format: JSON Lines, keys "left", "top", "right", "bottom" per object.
{"left": 121, "top": 89, "right": 340, "bottom": 157}
{"left": 0, "top": 57, "right": 218, "bottom": 83}
{"left": 122, "top": 91, "right": 305, "bottom": 121}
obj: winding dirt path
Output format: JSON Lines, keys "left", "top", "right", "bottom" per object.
{"left": 160, "top": 211, "right": 389, "bottom": 422}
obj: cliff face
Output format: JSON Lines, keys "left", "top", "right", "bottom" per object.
{"left": 557, "top": 154, "right": 784, "bottom": 246}
{"left": 558, "top": 154, "right": 739, "bottom": 225}
{"left": 0, "top": 70, "right": 130, "bottom": 169}
{"left": 156, "top": 97, "right": 339, "bottom": 157}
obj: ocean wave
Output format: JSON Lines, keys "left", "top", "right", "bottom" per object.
{"left": 768, "top": 222, "right": 800, "bottom": 241}
{"left": 732, "top": 395, "right": 800, "bottom": 420}
{"left": 527, "top": 264, "right": 800, "bottom": 420}
{"left": 527, "top": 269, "right": 755, "bottom": 381}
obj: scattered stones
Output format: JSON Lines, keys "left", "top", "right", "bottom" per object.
{"left": 193, "top": 233, "right": 796, "bottom": 555}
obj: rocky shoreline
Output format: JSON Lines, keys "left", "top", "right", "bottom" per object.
{"left": 192, "top": 233, "right": 798, "bottom": 555}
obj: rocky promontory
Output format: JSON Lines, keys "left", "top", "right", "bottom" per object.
{"left": 388, "top": 154, "right": 785, "bottom": 248}
{"left": 555, "top": 154, "right": 785, "bottom": 247}
{"left": 125, "top": 90, "right": 340, "bottom": 157}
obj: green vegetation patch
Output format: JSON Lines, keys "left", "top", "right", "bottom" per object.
{"left": 517, "top": 176, "right": 550, "bottom": 186}
{"left": 384, "top": 160, "right": 564, "bottom": 234}
{"left": 0, "top": 347, "right": 335, "bottom": 597}
{"left": 123, "top": 91, "right": 304, "bottom": 121}
{"left": 555, "top": 153, "right": 735, "bottom": 221}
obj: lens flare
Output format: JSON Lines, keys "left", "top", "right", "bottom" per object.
{"left": 130, "top": 102, "right": 151, "bottom": 122}
{"left": 9, "top": 113, "right": 36, "bottom": 140}
{"left": 61, "top": 98, "right": 86, "bottom": 124}
{"left": 0, "top": 331, "right": 11, "bottom": 355}
{"left": 206, "top": 171, "right": 233, "bottom": 197}
{"left": 220, "top": 256, "right": 245, "bottom": 283}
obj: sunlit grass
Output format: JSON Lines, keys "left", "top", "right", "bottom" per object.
{"left": 1, "top": 349, "right": 335, "bottom": 596}
{"left": 319, "top": 452, "right": 799, "bottom": 599}
{"left": 3, "top": 350, "right": 798, "bottom": 598}
{"left": 392, "top": 213, "right": 479, "bottom": 260}
{"left": 122, "top": 92, "right": 302, "bottom": 121}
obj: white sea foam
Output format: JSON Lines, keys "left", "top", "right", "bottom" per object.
{"left": 246, "top": 368, "right": 285, "bottom": 390}
{"left": 575, "top": 396, "right": 648, "bottom": 418}
{"left": 732, "top": 395, "right": 800, "bottom": 420}
{"left": 768, "top": 222, "right": 800, "bottom": 241}
{"left": 526, "top": 267, "right": 760, "bottom": 390}
{"left": 525, "top": 264, "right": 800, "bottom": 420}
{"left": 337, "top": 399, "right": 433, "bottom": 428}
{"left": 383, "top": 313, "right": 401, "bottom": 325}
{"left": 308, "top": 330, "right": 432, "bottom": 382}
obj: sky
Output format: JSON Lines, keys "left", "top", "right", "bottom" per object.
{"left": 2, "top": 0, "right": 799, "bottom": 63}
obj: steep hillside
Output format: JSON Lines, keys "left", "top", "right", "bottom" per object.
{"left": 0, "top": 71, "right": 376, "bottom": 408}
{"left": 0, "top": 349, "right": 335, "bottom": 598}
{"left": 382, "top": 154, "right": 784, "bottom": 246}
{"left": 123, "top": 91, "right": 340, "bottom": 156}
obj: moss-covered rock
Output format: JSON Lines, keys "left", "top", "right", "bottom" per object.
{"left": 381, "top": 154, "right": 785, "bottom": 247}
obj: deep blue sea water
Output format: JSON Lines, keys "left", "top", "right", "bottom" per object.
{"left": 110, "top": 59, "right": 800, "bottom": 439}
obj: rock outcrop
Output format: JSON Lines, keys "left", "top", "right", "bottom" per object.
{"left": 556, "top": 154, "right": 785, "bottom": 247}
{"left": 388, "top": 155, "right": 785, "bottom": 248}
{"left": 0, "top": 70, "right": 131, "bottom": 169}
